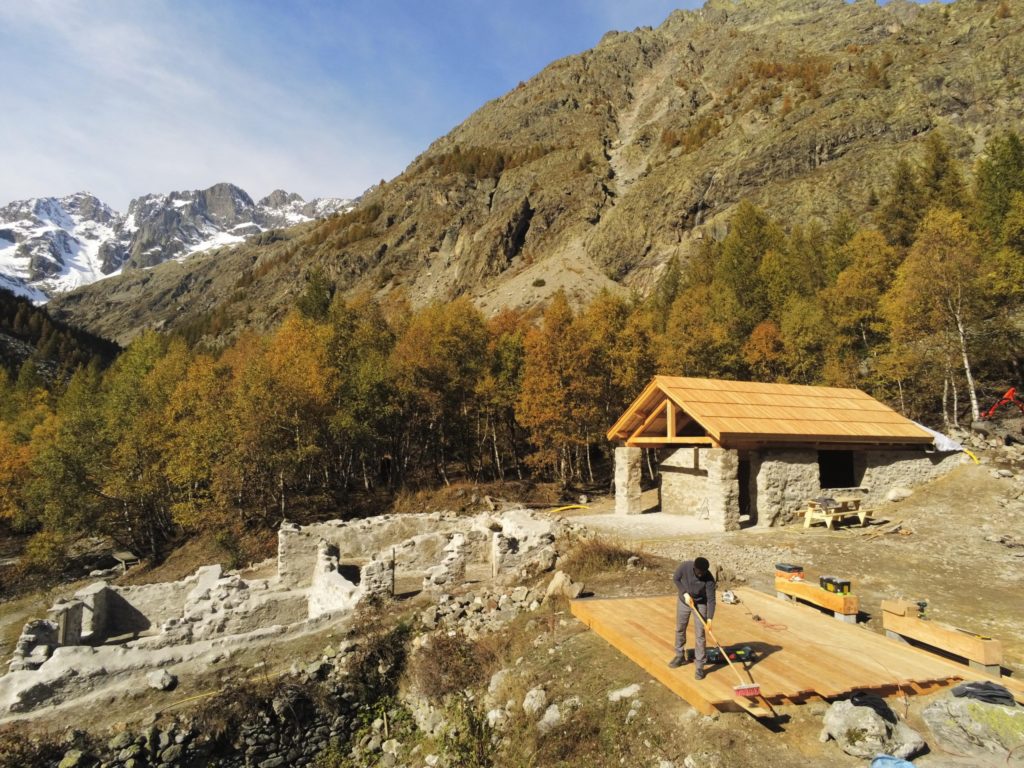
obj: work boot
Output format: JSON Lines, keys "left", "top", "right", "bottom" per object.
{"left": 694, "top": 668, "right": 706, "bottom": 680}
{"left": 667, "top": 654, "right": 687, "bottom": 668}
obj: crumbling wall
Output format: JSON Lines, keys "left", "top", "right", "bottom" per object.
{"left": 659, "top": 447, "right": 709, "bottom": 516}
{"left": 308, "top": 541, "right": 361, "bottom": 619}
{"left": 751, "top": 448, "right": 820, "bottom": 527}
{"left": 423, "top": 533, "right": 468, "bottom": 589}
{"left": 7, "top": 620, "right": 58, "bottom": 672}
{"left": 491, "top": 509, "right": 558, "bottom": 581}
{"left": 278, "top": 514, "right": 473, "bottom": 589}
{"left": 859, "top": 450, "right": 962, "bottom": 504}
{"left": 106, "top": 566, "right": 222, "bottom": 638}
{"left": 75, "top": 582, "right": 110, "bottom": 644}
{"left": 46, "top": 599, "right": 83, "bottom": 646}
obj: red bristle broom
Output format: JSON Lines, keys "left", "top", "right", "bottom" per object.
{"left": 688, "top": 596, "right": 761, "bottom": 698}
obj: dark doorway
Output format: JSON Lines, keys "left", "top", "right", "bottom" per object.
{"left": 818, "top": 450, "right": 859, "bottom": 488}
{"left": 738, "top": 452, "right": 756, "bottom": 527}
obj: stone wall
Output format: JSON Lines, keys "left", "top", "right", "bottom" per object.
{"left": 659, "top": 447, "right": 708, "bottom": 516}
{"left": 278, "top": 515, "right": 477, "bottom": 589}
{"left": 75, "top": 581, "right": 111, "bottom": 644}
{"left": 750, "top": 448, "right": 820, "bottom": 527}
{"left": 106, "top": 566, "right": 223, "bottom": 638}
{"left": 308, "top": 541, "right": 361, "bottom": 619}
{"left": 860, "top": 450, "right": 963, "bottom": 505}
{"left": 749, "top": 447, "right": 963, "bottom": 526}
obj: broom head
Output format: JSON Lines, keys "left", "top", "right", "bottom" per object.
{"left": 734, "top": 682, "right": 761, "bottom": 697}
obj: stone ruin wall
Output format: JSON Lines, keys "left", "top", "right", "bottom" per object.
{"left": 1, "top": 509, "right": 562, "bottom": 717}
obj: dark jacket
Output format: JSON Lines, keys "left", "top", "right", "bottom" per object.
{"left": 673, "top": 560, "right": 716, "bottom": 619}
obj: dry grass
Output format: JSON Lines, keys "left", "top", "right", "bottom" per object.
{"left": 558, "top": 536, "right": 654, "bottom": 580}
{"left": 408, "top": 630, "right": 498, "bottom": 700}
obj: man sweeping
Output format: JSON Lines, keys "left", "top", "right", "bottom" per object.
{"left": 668, "top": 556, "right": 716, "bottom": 680}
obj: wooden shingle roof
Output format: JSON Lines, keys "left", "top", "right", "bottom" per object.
{"left": 607, "top": 376, "right": 933, "bottom": 448}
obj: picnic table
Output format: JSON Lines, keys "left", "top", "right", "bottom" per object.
{"left": 803, "top": 495, "right": 873, "bottom": 529}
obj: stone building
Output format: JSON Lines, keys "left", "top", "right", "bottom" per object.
{"left": 608, "top": 376, "right": 962, "bottom": 530}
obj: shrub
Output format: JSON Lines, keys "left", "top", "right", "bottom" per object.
{"left": 0, "top": 725, "right": 67, "bottom": 768}
{"left": 347, "top": 620, "right": 412, "bottom": 706}
{"left": 18, "top": 530, "right": 70, "bottom": 575}
{"left": 442, "top": 693, "right": 493, "bottom": 768}
{"left": 408, "top": 631, "right": 497, "bottom": 700}
{"left": 532, "top": 278, "right": 546, "bottom": 287}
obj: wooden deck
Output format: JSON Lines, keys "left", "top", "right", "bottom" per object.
{"left": 571, "top": 587, "right": 1024, "bottom": 717}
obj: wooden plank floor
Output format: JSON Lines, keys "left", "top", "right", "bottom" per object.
{"left": 571, "top": 587, "right": 1022, "bottom": 716}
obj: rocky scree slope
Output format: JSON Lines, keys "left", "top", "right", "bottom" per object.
{"left": 49, "top": 0, "right": 1024, "bottom": 345}
{"left": 0, "top": 184, "right": 353, "bottom": 303}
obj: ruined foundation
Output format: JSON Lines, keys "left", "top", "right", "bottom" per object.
{"left": 0, "top": 509, "right": 562, "bottom": 718}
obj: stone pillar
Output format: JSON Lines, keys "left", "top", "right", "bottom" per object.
{"left": 47, "top": 600, "right": 84, "bottom": 646}
{"left": 614, "top": 447, "right": 643, "bottom": 515}
{"left": 706, "top": 448, "right": 741, "bottom": 531}
{"left": 74, "top": 582, "right": 111, "bottom": 644}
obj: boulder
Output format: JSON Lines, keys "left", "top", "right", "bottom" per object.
{"left": 885, "top": 487, "right": 914, "bottom": 502}
{"left": 522, "top": 686, "right": 547, "bottom": 716}
{"left": 819, "top": 699, "right": 925, "bottom": 759}
{"left": 146, "top": 669, "right": 177, "bottom": 691}
{"left": 923, "top": 696, "right": 1024, "bottom": 759}
{"left": 544, "top": 571, "right": 585, "bottom": 602}
{"left": 537, "top": 704, "right": 561, "bottom": 734}
{"left": 608, "top": 683, "right": 641, "bottom": 702}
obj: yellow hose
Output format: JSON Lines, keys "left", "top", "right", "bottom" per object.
{"left": 548, "top": 504, "right": 590, "bottom": 514}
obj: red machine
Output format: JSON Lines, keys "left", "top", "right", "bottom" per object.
{"left": 981, "top": 387, "right": 1024, "bottom": 420}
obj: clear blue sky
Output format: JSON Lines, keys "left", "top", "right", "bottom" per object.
{"left": 0, "top": 0, "right": 696, "bottom": 210}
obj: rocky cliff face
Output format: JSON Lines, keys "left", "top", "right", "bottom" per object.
{"left": 0, "top": 184, "right": 354, "bottom": 302}
{"left": 49, "top": 0, "right": 1024, "bottom": 344}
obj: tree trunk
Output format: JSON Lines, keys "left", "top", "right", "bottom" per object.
{"left": 491, "top": 419, "right": 504, "bottom": 481}
{"left": 942, "top": 376, "right": 950, "bottom": 431}
{"left": 953, "top": 310, "right": 980, "bottom": 421}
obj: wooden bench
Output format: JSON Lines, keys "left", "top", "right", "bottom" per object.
{"left": 775, "top": 577, "right": 859, "bottom": 623}
{"left": 803, "top": 496, "right": 874, "bottom": 529}
{"left": 113, "top": 551, "right": 140, "bottom": 573}
{"left": 882, "top": 599, "right": 1003, "bottom": 677}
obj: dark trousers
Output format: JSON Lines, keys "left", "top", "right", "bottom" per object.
{"left": 675, "top": 600, "right": 708, "bottom": 670}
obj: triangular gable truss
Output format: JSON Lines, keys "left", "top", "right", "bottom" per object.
{"left": 613, "top": 391, "right": 718, "bottom": 448}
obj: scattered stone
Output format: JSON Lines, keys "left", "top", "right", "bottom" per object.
{"left": 523, "top": 686, "right": 547, "bottom": 716}
{"left": 608, "top": 683, "right": 641, "bottom": 702}
{"left": 985, "top": 533, "right": 1023, "bottom": 548}
{"left": 683, "top": 751, "right": 721, "bottom": 768}
{"left": 57, "top": 750, "right": 85, "bottom": 768}
{"left": 886, "top": 487, "right": 913, "bottom": 502}
{"left": 543, "top": 571, "right": 585, "bottom": 602}
{"left": 820, "top": 699, "right": 925, "bottom": 759}
{"left": 922, "top": 695, "right": 1024, "bottom": 759}
{"left": 626, "top": 555, "right": 641, "bottom": 569}
{"left": 381, "top": 738, "right": 401, "bottom": 756}
{"left": 537, "top": 703, "right": 561, "bottom": 734}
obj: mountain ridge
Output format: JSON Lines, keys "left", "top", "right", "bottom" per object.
{"left": 0, "top": 183, "right": 355, "bottom": 302}
{"left": 48, "top": 0, "right": 1024, "bottom": 345}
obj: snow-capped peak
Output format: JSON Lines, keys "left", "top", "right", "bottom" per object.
{"left": 0, "top": 183, "right": 355, "bottom": 302}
